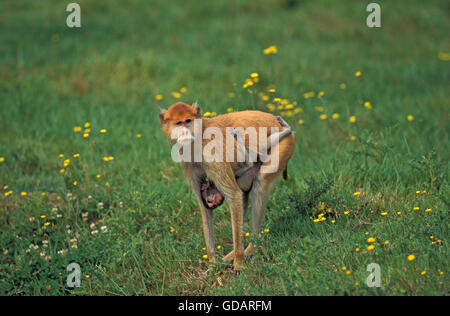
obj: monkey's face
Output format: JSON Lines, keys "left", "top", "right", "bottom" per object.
{"left": 159, "top": 102, "right": 201, "bottom": 145}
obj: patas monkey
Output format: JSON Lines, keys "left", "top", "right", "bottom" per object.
{"left": 159, "top": 102, "right": 295, "bottom": 273}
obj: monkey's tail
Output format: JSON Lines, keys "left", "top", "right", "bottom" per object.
{"left": 282, "top": 166, "right": 288, "bottom": 181}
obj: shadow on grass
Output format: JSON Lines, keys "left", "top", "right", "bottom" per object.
{"left": 270, "top": 177, "right": 334, "bottom": 235}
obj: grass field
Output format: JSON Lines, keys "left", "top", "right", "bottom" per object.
{"left": 0, "top": 0, "right": 448, "bottom": 295}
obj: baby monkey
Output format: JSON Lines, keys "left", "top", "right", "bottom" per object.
{"left": 201, "top": 116, "right": 292, "bottom": 209}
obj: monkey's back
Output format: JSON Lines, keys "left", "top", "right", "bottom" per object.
{"left": 204, "top": 110, "right": 295, "bottom": 174}
{"left": 208, "top": 110, "right": 284, "bottom": 135}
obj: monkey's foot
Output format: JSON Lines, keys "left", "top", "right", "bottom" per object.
{"left": 244, "top": 244, "right": 255, "bottom": 258}
{"left": 275, "top": 115, "right": 291, "bottom": 130}
{"left": 223, "top": 250, "right": 235, "bottom": 261}
{"left": 223, "top": 245, "right": 255, "bottom": 261}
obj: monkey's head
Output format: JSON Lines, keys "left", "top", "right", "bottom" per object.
{"left": 159, "top": 102, "right": 202, "bottom": 145}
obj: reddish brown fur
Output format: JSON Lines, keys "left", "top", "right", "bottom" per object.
{"left": 159, "top": 102, "right": 295, "bottom": 273}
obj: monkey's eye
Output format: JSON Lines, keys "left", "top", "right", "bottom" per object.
{"left": 185, "top": 119, "right": 192, "bottom": 124}
{"left": 176, "top": 121, "right": 183, "bottom": 126}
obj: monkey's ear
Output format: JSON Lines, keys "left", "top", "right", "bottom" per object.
{"left": 192, "top": 101, "right": 202, "bottom": 118}
{"left": 159, "top": 109, "right": 167, "bottom": 125}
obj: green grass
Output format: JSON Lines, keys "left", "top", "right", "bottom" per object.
{"left": 0, "top": 0, "right": 448, "bottom": 295}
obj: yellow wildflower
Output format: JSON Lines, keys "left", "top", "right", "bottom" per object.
{"left": 349, "top": 116, "right": 356, "bottom": 123}
{"left": 303, "top": 91, "right": 315, "bottom": 99}
{"left": 408, "top": 254, "right": 415, "bottom": 261}
{"left": 285, "top": 104, "right": 294, "bottom": 110}
{"left": 438, "top": 52, "right": 450, "bottom": 61}
{"left": 263, "top": 45, "right": 278, "bottom": 55}
{"left": 171, "top": 91, "right": 181, "bottom": 99}
{"left": 155, "top": 94, "right": 163, "bottom": 101}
